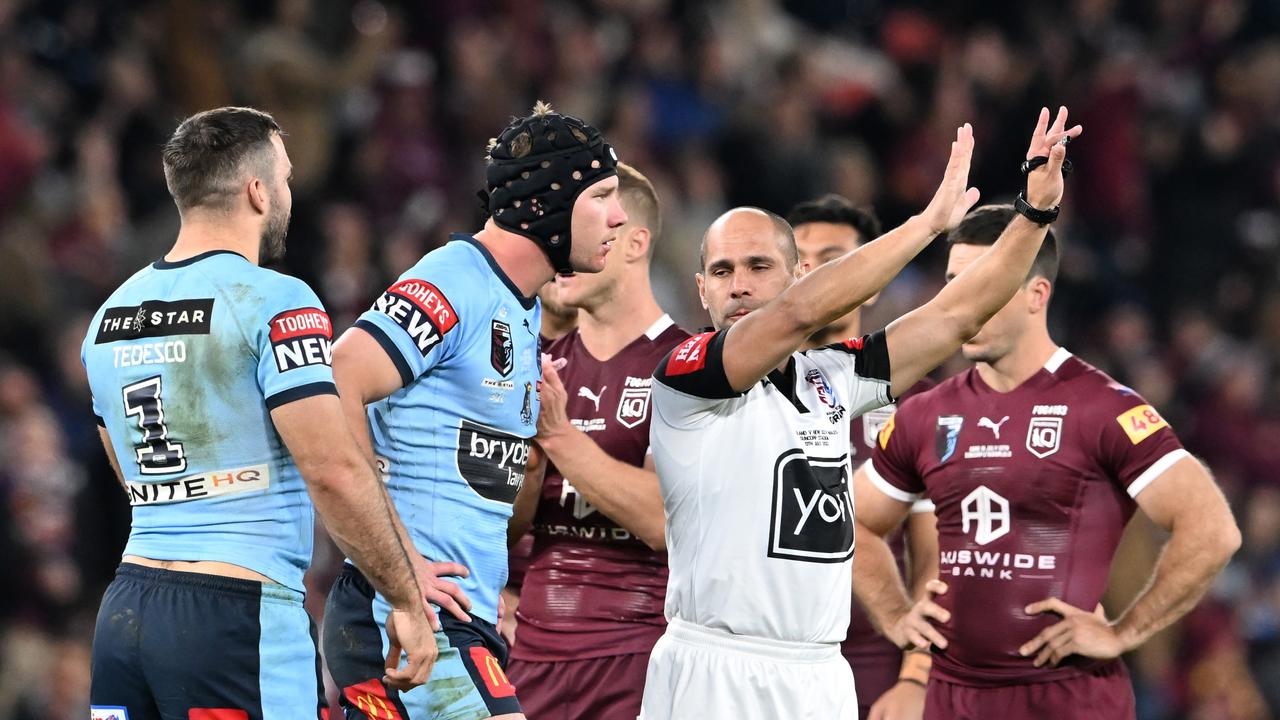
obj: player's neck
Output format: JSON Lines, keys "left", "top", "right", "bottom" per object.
{"left": 472, "top": 222, "right": 555, "bottom": 298}
{"left": 168, "top": 215, "right": 260, "bottom": 265}
{"left": 540, "top": 312, "right": 578, "bottom": 342}
{"left": 802, "top": 311, "right": 861, "bottom": 351}
{"left": 577, "top": 271, "right": 664, "bottom": 361}
{"left": 976, "top": 332, "right": 1060, "bottom": 393}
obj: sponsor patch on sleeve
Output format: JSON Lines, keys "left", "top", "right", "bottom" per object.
{"left": 372, "top": 279, "right": 459, "bottom": 356}
{"left": 268, "top": 307, "right": 333, "bottom": 372}
{"left": 878, "top": 412, "right": 897, "bottom": 449}
{"left": 91, "top": 707, "right": 130, "bottom": 720}
{"left": 664, "top": 332, "right": 714, "bottom": 376}
{"left": 1116, "top": 404, "right": 1170, "bottom": 445}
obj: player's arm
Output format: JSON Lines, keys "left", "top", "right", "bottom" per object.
{"left": 853, "top": 463, "right": 950, "bottom": 651}
{"left": 331, "top": 325, "right": 474, "bottom": 623}
{"left": 508, "top": 442, "right": 547, "bottom": 546}
{"left": 534, "top": 356, "right": 667, "bottom": 549}
{"left": 1020, "top": 456, "right": 1240, "bottom": 666}
{"left": 718, "top": 125, "right": 981, "bottom": 392}
{"left": 96, "top": 425, "right": 127, "bottom": 493}
{"left": 270, "top": 394, "right": 434, "bottom": 689}
{"left": 884, "top": 107, "right": 1082, "bottom": 397}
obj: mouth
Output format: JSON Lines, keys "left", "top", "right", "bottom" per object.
{"left": 729, "top": 308, "right": 753, "bottom": 320}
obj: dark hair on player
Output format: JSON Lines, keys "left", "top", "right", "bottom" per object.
{"left": 162, "top": 107, "right": 283, "bottom": 212}
{"left": 947, "top": 204, "right": 1059, "bottom": 284}
{"left": 785, "top": 194, "right": 882, "bottom": 244}
{"left": 699, "top": 207, "right": 798, "bottom": 271}
{"left": 617, "top": 162, "right": 661, "bottom": 257}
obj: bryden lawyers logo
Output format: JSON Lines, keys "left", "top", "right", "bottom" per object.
{"left": 1026, "top": 417, "right": 1062, "bottom": 458}
{"left": 768, "top": 451, "right": 854, "bottom": 563}
{"left": 961, "top": 485, "right": 1010, "bottom": 545}
{"left": 456, "top": 419, "right": 529, "bottom": 504}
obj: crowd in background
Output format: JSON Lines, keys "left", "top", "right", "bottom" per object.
{"left": 0, "top": 0, "right": 1277, "bottom": 717}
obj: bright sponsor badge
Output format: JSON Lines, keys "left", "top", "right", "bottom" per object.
{"left": 1116, "top": 404, "right": 1169, "bottom": 445}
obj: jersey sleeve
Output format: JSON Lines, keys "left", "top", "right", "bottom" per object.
{"left": 352, "top": 267, "right": 464, "bottom": 388}
{"left": 813, "top": 329, "right": 894, "bottom": 416}
{"left": 650, "top": 330, "right": 742, "bottom": 428}
{"left": 864, "top": 398, "right": 927, "bottom": 503}
{"left": 80, "top": 333, "right": 106, "bottom": 425}
{"left": 1092, "top": 384, "right": 1189, "bottom": 498}
{"left": 253, "top": 276, "right": 338, "bottom": 410}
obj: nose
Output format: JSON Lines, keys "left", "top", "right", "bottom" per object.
{"left": 729, "top": 272, "right": 752, "bottom": 299}
{"left": 608, "top": 195, "right": 627, "bottom": 228}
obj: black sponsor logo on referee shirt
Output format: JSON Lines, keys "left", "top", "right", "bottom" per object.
{"left": 768, "top": 451, "right": 855, "bottom": 562}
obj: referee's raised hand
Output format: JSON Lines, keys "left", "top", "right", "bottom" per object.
{"left": 918, "top": 123, "right": 981, "bottom": 236}
{"left": 1025, "top": 106, "right": 1083, "bottom": 210}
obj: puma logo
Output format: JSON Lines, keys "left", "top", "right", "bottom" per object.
{"left": 577, "top": 386, "right": 606, "bottom": 413}
{"left": 978, "top": 416, "right": 1010, "bottom": 439}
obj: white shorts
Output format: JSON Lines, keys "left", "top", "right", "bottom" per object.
{"left": 639, "top": 618, "right": 858, "bottom": 720}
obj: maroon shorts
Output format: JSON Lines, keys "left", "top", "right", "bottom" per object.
{"left": 507, "top": 652, "right": 650, "bottom": 720}
{"left": 925, "top": 662, "right": 1135, "bottom": 720}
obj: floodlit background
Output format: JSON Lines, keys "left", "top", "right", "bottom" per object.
{"left": 0, "top": 1, "right": 1277, "bottom": 718}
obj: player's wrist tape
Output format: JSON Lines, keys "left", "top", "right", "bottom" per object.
{"left": 1017, "top": 154, "right": 1072, "bottom": 225}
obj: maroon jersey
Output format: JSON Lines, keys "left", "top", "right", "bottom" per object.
{"left": 843, "top": 380, "right": 934, "bottom": 706}
{"left": 867, "top": 349, "right": 1187, "bottom": 686}
{"left": 511, "top": 316, "right": 689, "bottom": 662}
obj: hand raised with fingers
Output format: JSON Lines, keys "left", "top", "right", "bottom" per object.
{"left": 885, "top": 579, "right": 951, "bottom": 652}
{"left": 1023, "top": 106, "right": 1084, "bottom": 210}
{"left": 1018, "top": 599, "right": 1126, "bottom": 668}
{"left": 920, "top": 124, "right": 982, "bottom": 236}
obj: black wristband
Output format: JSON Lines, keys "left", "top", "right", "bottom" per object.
{"left": 1015, "top": 192, "right": 1060, "bottom": 225}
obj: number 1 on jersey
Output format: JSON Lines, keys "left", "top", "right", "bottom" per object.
{"left": 122, "top": 376, "right": 187, "bottom": 474}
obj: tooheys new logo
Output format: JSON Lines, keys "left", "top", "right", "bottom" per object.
{"left": 269, "top": 308, "right": 332, "bottom": 371}
{"left": 373, "top": 279, "right": 458, "bottom": 355}
{"left": 456, "top": 419, "right": 529, "bottom": 504}
{"left": 768, "top": 451, "right": 854, "bottom": 563}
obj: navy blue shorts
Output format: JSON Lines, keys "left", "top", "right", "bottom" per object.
{"left": 323, "top": 563, "right": 522, "bottom": 719}
{"left": 90, "top": 563, "right": 324, "bottom": 720}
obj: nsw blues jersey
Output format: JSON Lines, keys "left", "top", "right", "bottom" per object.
{"left": 82, "top": 250, "right": 337, "bottom": 591}
{"left": 354, "top": 234, "right": 541, "bottom": 623}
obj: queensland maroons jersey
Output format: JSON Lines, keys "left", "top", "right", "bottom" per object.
{"left": 866, "top": 348, "right": 1188, "bottom": 685}
{"left": 354, "top": 234, "right": 540, "bottom": 624}
{"left": 512, "top": 315, "right": 689, "bottom": 662}
{"left": 650, "top": 329, "right": 893, "bottom": 644}
{"left": 82, "top": 250, "right": 338, "bottom": 591}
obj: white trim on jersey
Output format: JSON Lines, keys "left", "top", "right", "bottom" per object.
{"left": 1127, "top": 448, "right": 1192, "bottom": 498}
{"left": 910, "top": 498, "right": 936, "bottom": 513}
{"left": 863, "top": 459, "right": 923, "bottom": 503}
{"left": 644, "top": 314, "right": 676, "bottom": 341}
{"left": 1044, "top": 346, "right": 1073, "bottom": 373}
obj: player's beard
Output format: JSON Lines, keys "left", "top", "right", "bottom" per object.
{"left": 259, "top": 201, "right": 290, "bottom": 265}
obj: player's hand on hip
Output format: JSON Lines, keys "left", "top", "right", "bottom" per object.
{"left": 1020, "top": 599, "right": 1125, "bottom": 667}
{"left": 918, "top": 124, "right": 981, "bottom": 236}
{"left": 888, "top": 579, "right": 950, "bottom": 651}
{"left": 412, "top": 555, "right": 472, "bottom": 626}
{"left": 867, "top": 679, "right": 926, "bottom": 720}
{"left": 383, "top": 605, "right": 438, "bottom": 691}
{"left": 535, "top": 354, "right": 572, "bottom": 442}
{"left": 1024, "top": 106, "right": 1084, "bottom": 209}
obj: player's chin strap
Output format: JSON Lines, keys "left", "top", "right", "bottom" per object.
{"left": 1014, "top": 151, "right": 1074, "bottom": 225}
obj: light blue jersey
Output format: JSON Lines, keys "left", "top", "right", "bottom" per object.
{"left": 82, "top": 250, "right": 337, "bottom": 591}
{"left": 354, "top": 234, "right": 541, "bottom": 623}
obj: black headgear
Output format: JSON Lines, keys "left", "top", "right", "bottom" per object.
{"left": 480, "top": 105, "right": 618, "bottom": 274}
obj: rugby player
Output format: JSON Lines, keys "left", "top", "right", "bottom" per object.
{"left": 788, "top": 194, "right": 939, "bottom": 720}
{"left": 505, "top": 163, "right": 688, "bottom": 719}
{"left": 640, "top": 107, "right": 1081, "bottom": 719}
{"left": 324, "top": 102, "right": 625, "bottom": 719}
{"left": 83, "top": 107, "right": 434, "bottom": 719}
{"left": 851, "top": 204, "right": 1241, "bottom": 719}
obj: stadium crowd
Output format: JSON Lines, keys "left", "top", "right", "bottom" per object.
{"left": 0, "top": 0, "right": 1276, "bottom": 717}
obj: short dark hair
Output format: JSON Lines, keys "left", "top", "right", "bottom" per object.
{"left": 162, "top": 107, "right": 282, "bottom": 212}
{"left": 947, "top": 204, "right": 1059, "bottom": 284}
{"left": 617, "top": 162, "right": 661, "bottom": 256}
{"left": 786, "top": 194, "right": 882, "bottom": 243}
{"left": 700, "top": 207, "right": 798, "bottom": 270}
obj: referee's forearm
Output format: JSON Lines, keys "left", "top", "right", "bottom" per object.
{"left": 853, "top": 522, "right": 914, "bottom": 635}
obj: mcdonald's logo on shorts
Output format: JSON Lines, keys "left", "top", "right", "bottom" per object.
{"left": 343, "top": 679, "right": 405, "bottom": 720}
{"left": 468, "top": 646, "right": 517, "bottom": 698}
